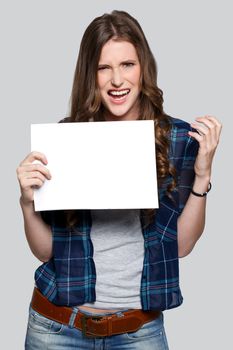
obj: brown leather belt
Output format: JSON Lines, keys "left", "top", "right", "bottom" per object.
{"left": 31, "top": 288, "right": 161, "bottom": 338}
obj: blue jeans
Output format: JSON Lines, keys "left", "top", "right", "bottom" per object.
{"left": 25, "top": 306, "right": 169, "bottom": 349}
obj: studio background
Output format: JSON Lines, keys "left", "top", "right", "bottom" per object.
{"left": 1, "top": 1, "right": 232, "bottom": 349}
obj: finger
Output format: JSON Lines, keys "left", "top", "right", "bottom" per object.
{"left": 21, "top": 171, "right": 46, "bottom": 183}
{"left": 205, "top": 116, "right": 223, "bottom": 143}
{"left": 188, "top": 131, "right": 205, "bottom": 144}
{"left": 19, "top": 151, "right": 48, "bottom": 167}
{"left": 193, "top": 117, "right": 219, "bottom": 145}
{"left": 195, "top": 116, "right": 222, "bottom": 145}
{"left": 20, "top": 177, "right": 45, "bottom": 189}
{"left": 17, "top": 163, "right": 52, "bottom": 179}
{"left": 195, "top": 116, "right": 221, "bottom": 140}
{"left": 190, "top": 125, "right": 217, "bottom": 153}
{"left": 194, "top": 116, "right": 216, "bottom": 130}
{"left": 203, "top": 115, "right": 222, "bottom": 128}
{"left": 190, "top": 123, "right": 209, "bottom": 136}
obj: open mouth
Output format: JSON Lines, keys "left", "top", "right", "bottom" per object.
{"left": 108, "top": 89, "right": 130, "bottom": 100}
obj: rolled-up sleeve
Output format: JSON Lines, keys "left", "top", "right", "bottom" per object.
{"left": 40, "top": 210, "right": 54, "bottom": 226}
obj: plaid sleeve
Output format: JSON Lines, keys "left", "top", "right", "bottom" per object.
{"left": 40, "top": 210, "right": 67, "bottom": 227}
{"left": 40, "top": 210, "right": 54, "bottom": 226}
{"left": 178, "top": 135, "right": 199, "bottom": 215}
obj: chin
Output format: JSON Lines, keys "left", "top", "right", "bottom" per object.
{"left": 109, "top": 112, "right": 130, "bottom": 120}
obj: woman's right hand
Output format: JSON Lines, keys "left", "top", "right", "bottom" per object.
{"left": 16, "top": 151, "right": 52, "bottom": 205}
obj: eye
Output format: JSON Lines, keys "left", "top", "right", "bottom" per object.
{"left": 98, "top": 65, "right": 109, "bottom": 71}
{"left": 123, "top": 62, "right": 135, "bottom": 68}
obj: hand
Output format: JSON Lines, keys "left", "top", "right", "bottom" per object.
{"left": 188, "top": 115, "right": 222, "bottom": 179}
{"left": 16, "top": 151, "right": 52, "bottom": 205}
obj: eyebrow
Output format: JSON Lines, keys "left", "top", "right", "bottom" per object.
{"left": 121, "top": 59, "right": 137, "bottom": 63}
{"left": 98, "top": 59, "right": 138, "bottom": 66}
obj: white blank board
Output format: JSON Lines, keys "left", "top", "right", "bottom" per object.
{"left": 31, "top": 120, "right": 158, "bottom": 211}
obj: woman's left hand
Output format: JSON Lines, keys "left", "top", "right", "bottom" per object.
{"left": 188, "top": 115, "right": 222, "bottom": 179}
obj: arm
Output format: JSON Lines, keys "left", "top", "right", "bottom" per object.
{"left": 178, "top": 116, "right": 222, "bottom": 258}
{"left": 178, "top": 175, "right": 209, "bottom": 257}
{"left": 17, "top": 151, "right": 53, "bottom": 262}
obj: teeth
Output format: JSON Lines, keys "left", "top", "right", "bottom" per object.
{"left": 109, "top": 89, "right": 130, "bottom": 96}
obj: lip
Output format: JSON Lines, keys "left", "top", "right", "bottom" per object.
{"left": 107, "top": 89, "right": 130, "bottom": 105}
{"left": 107, "top": 88, "right": 130, "bottom": 95}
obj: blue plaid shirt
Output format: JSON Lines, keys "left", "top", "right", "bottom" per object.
{"left": 36, "top": 117, "right": 199, "bottom": 311}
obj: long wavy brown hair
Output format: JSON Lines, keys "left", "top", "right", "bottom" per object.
{"left": 62, "top": 10, "right": 176, "bottom": 228}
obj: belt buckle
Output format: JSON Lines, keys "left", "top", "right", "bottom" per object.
{"left": 81, "top": 314, "right": 105, "bottom": 338}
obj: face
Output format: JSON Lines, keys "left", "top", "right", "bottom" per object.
{"left": 97, "top": 39, "right": 141, "bottom": 121}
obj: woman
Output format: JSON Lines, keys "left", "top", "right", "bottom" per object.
{"left": 17, "top": 10, "right": 222, "bottom": 350}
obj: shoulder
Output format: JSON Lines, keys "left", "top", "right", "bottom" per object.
{"left": 167, "top": 115, "right": 197, "bottom": 145}
{"left": 168, "top": 116, "right": 193, "bottom": 137}
{"left": 167, "top": 116, "right": 199, "bottom": 166}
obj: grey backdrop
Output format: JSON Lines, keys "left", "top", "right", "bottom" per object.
{"left": 1, "top": 0, "right": 232, "bottom": 348}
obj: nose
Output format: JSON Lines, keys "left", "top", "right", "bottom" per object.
{"left": 111, "top": 68, "right": 123, "bottom": 87}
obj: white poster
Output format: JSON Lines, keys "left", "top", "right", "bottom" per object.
{"left": 31, "top": 120, "right": 158, "bottom": 211}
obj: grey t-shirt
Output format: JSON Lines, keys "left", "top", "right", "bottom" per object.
{"left": 82, "top": 209, "right": 144, "bottom": 310}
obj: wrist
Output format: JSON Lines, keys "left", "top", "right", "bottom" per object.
{"left": 20, "top": 196, "right": 34, "bottom": 210}
{"left": 192, "top": 176, "right": 211, "bottom": 194}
